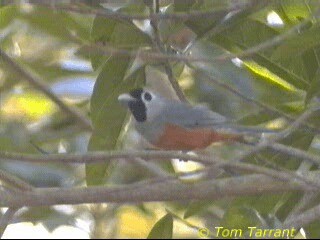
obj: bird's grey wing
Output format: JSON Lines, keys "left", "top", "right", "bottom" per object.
{"left": 157, "top": 101, "right": 277, "bottom": 135}
{"left": 157, "top": 101, "right": 229, "bottom": 128}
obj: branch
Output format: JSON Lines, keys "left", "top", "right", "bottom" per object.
{"left": 285, "top": 193, "right": 319, "bottom": 223}
{"left": 0, "top": 48, "right": 93, "bottom": 131}
{"left": 217, "top": 7, "right": 320, "bottom": 61}
{"left": 0, "top": 174, "right": 309, "bottom": 208}
{"left": 0, "top": 205, "right": 20, "bottom": 232}
{"left": 29, "top": 2, "right": 250, "bottom": 21}
{"left": 283, "top": 202, "right": 320, "bottom": 230}
{"left": 84, "top": 42, "right": 320, "bottom": 135}
{"left": 228, "top": 105, "right": 320, "bottom": 164}
{"left": 0, "top": 207, "right": 19, "bottom": 238}
{"left": 0, "top": 169, "right": 34, "bottom": 191}
{"left": 1, "top": 148, "right": 319, "bottom": 173}
{"left": 83, "top": 42, "right": 222, "bottom": 63}
{"left": 0, "top": 169, "right": 34, "bottom": 237}
{"left": 164, "top": 63, "right": 188, "bottom": 103}
{"left": 0, "top": 150, "right": 218, "bottom": 164}
{"left": 149, "top": 0, "right": 188, "bottom": 103}
{"left": 200, "top": 71, "right": 320, "bottom": 135}
{"left": 1, "top": 149, "right": 320, "bottom": 190}
{"left": 268, "top": 143, "right": 320, "bottom": 167}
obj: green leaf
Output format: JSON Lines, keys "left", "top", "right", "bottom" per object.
{"left": 306, "top": 68, "right": 320, "bottom": 104}
{"left": 173, "top": 0, "right": 197, "bottom": 12}
{"left": 279, "top": 0, "right": 315, "bottom": 23}
{"left": 90, "top": 10, "right": 151, "bottom": 70}
{"left": 20, "top": 207, "right": 55, "bottom": 222}
{"left": 306, "top": 220, "right": 320, "bottom": 238}
{"left": 210, "top": 18, "right": 311, "bottom": 90}
{"left": 147, "top": 214, "right": 173, "bottom": 239}
{"left": 220, "top": 201, "right": 271, "bottom": 231}
{"left": 189, "top": 41, "right": 260, "bottom": 119}
{"left": 271, "top": 25, "right": 320, "bottom": 62}
{"left": 90, "top": 15, "right": 118, "bottom": 70}
{"left": 183, "top": 201, "right": 214, "bottom": 219}
{"left": 20, "top": 207, "right": 76, "bottom": 232}
{"left": 0, "top": 5, "right": 17, "bottom": 29}
{"left": 22, "top": 6, "right": 92, "bottom": 43}
{"left": 87, "top": 56, "right": 144, "bottom": 185}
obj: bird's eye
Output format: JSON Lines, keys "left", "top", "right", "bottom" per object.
{"left": 144, "top": 92, "right": 152, "bottom": 101}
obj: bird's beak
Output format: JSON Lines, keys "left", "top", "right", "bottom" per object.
{"left": 118, "top": 93, "right": 135, "bottom": 107}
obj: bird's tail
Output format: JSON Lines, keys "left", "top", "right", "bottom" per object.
{"left": 214, "top": 123, "right": 278, "bottom": 134}
{"left": 213, "top": 124, "right": 279, "bottom": 145}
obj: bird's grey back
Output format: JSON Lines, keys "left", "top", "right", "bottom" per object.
{"left": 155, "top": 99, "right": 228, "bottom": 128}
{"left": 154, "top": 99, "right": 274, "bottom": 135}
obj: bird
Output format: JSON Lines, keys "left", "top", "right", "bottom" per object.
{"left": 118, "top": 88, "right": 275, "bottom": 151}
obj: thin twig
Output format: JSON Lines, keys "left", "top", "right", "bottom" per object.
{"left": 1, "top": 149, "right": 320, "bottom": 190}
{"left": 184, "top": 0, "right": 269, "bottom": 57}
{"left": 83, "top": 42, "right": 221, "bottom": 63}
{"left": 29, "top": 2, "right": 249, "bottom": 22}
{"left": 0, "top": 207, "right": 19, "bottom": 238}
{"left": 200, "top": 71, "right": 320, "bottom": 135}
{"left": 229, "top": 105, "right": 320, "bottom": 164}
{"left": 283, "top": 157, "right": 318, "bottom": 226}
{"left": 268, "top": 143, "right": 320, "bottom": 166}
{"left": 1, "top": 147, "right": 318, "bottom": 170}
{"left": 85, "top": 42, "right": 320, "bottom": 134}
{"left": 283, "top": 202, "right": 320, "bottom": 229}
{"left": 0, "top": 169, "right": 33, "bottom": 192}
{"left": 0, "top": 150, "right": 215, "bottom": 164}
{"left": 166, "top": 208, "right": 217, "bottom": 238}
{"left": 0, "top": 48, "right": 92, "bottom": 131}
{"left": 149, "top": 0, "right": 188, "bottom": 102}
{"left": 217, "top": 7, "right": 320, "bottom": 61}
{"left": 0, "top": 170, "right": 34, "bottom": 237}
{"left": 129, "top": 157, "right": 170, "bottom": 178}
{"left": 44, "top": 1, "right": 319, "bottom": 67}
{"left": 285, "top": 193, "right": 318, "bottom": 222}
{"left": 164, "top": 63, "right": 188, "bottom": 102}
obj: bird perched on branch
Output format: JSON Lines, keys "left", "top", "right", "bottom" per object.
{"left": 118, "top": 88, "right": 275, "bottom": 151}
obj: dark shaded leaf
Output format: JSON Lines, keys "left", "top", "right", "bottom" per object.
{"left": 147, "top": 214, "right": 173, "bottom": 239}
{"left": 87, "top": 56, "right": 144, "bottom": 185}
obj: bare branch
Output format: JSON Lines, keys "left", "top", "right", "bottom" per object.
{"left": 83, "top": 43, "right": 320, "bottom": 135}
{"left": 268, "top": 143, "right": 320, "bottom": 167}
{"left": 149, "top": 0, "right": 188, "bottom": 103}
{"left": 164, "top": 63, "right": 188, "bottom": 103}
{"left": 0, "top": 174, "right": 310, "bottom": 208}
{"left": 29, "top": 2, "right": 249, "bottom": 22}
{"left": 200, "top": 71, "right": 320, "bottom": 135}
{"left": 0, "top": 169, "right": 34, "bottom": 192}
{"left": 284, "top": 202, "right": 320, "bottom": 229}
{"left": 0, "top": 208, "right": 20, "bottom": 238}
{"left": 82, "top": 42, "right": 221, "bottom": 64}
{"left": 0, "top": 169, "right": 34, "bottom": 237}
{"left": 229, "top": 105, "right": 320, "bottom": 164}
{"left": 0, "top": 48, "right": 93, "bottom": 131}
{"left": 217, "top": 7, "right": 320, "bottom": 61}
{"left": 0, "top": 150, "right": 217, "bottom": 164}
{"left": 1, "top": 149, "right": 320, "bottom": 190}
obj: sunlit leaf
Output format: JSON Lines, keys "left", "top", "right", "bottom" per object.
{"left": 1, "top": 91, "right": 56, "bottom": 121}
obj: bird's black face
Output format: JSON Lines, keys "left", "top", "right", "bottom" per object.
{"left": 118, "top": 88, "right": 154, "bottom": 122}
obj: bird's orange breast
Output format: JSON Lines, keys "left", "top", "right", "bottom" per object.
{"left": 154, "top": 124, "right": 242, "bottom": 151}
